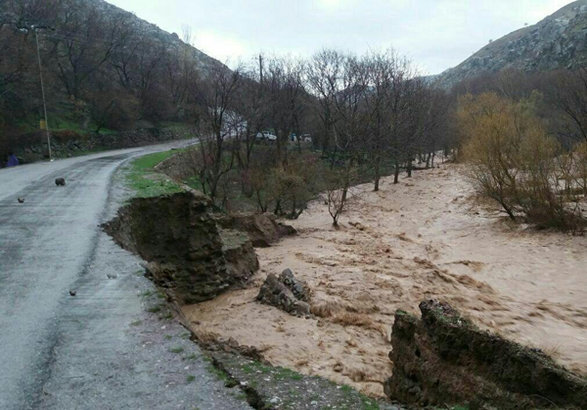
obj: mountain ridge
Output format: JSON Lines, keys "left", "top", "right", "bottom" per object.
{"left": 435, "top": 0, "right": 587, "bottom": 88}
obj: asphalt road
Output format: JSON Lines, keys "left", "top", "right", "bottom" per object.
{"left": 0, "top": 144, "right": 250, "bottom": 409}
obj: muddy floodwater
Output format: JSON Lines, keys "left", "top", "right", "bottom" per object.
{"left": 183, "top": 164, "right": 587, "bottom": 398}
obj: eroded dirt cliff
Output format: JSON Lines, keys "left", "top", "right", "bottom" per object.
{"left": 103, "top": 190, "right": 259, "bottom": 304}
{"left": 385, "top": 300, "right": 587, "bottom": 409}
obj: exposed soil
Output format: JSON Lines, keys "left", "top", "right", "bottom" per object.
{"left": 104, "top": 190, "right": 259, "bottom": 304}
{"left": 183, "top": 164, "right": 587, "bottom": 398}
{"left": 387, "top": 300, "right": 587, "bottom": 408}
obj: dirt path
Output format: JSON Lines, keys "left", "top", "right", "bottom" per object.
{"left": 183, "top": 164, "right": 587, "bottom": 398}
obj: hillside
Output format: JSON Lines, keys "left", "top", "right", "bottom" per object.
{"left": 436, "top": 0, "right": 587, "bottom": 88}
{"left": 0, "top": 0, "right": 226, "bottom": 159}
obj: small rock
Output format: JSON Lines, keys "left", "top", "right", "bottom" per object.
{"left": 17, "top": 197, "right": 25, "bottom": 203}
{"left": 106, "top": 273, "right": 118, "bottom": 279}
{"left": 69, "top": 290, "right": 76, "bottom": 296}
{"left": 55, "top": 178, "right": 66, "bottom": 186}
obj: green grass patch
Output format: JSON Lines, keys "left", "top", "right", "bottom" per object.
{"left": 131, "top": 150, "right": 179, "bottom": 170}
{"left": 147, "top": 304, "right": 163, "bottom": 313}
{"left": 125, "top": 150, "right": 186, "bottom": 198}
{"left": 186, "top": 374, "right": 196, "bottom": 383}
{"left": 207, "top": 364, "right": 232, "bottom": 384}
{"left": 169, "top": 346, "right": 185, "bottom": 354}
{"left": 274, "top": 366, "right": 303, "bottom": 381}
{"left": 340, "top": 385, "right": 353, "bottom": 394}
{"left": 241, "top": 360, "right": 272, "bottom": 375}
{"left": 359, "top": 394, "right": 379, "bottom": 410}
{"left": 184, "top": 175, "right": 204, "bottom": 191}
{"left": 160, "top": 311, "right": 174, "bottom": 320}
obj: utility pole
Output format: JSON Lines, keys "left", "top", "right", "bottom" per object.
{"left": 258, "top": 54, "right": 264, "bottom": 85}
{"left": 32, "top": 25, "right": 53, "bottom": 161}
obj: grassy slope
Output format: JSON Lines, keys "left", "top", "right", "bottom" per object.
{"left": 125, "top": 150, "right": 185, "bottom": 198}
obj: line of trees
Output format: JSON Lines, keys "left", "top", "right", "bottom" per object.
{"left": 189, "top": 50, "right": 453, "bottom": 224}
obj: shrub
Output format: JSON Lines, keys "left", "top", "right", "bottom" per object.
{"left": 458, "top": 92, "right": 585, "bottom": 231}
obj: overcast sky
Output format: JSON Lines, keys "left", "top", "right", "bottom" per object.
{"left": 107, "top": 0, "right": 574, "bottom": 75}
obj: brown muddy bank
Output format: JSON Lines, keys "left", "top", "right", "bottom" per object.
{"left": 103, "top": 188, "right": 296, "bottom": 304}
{"left": 386, "top": 300, "right": 587, "bottom": 409}
{"left": 103, "top": 190, "right": 260, "bottom": 304}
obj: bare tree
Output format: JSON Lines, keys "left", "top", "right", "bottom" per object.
{"left": 546, "top": 68, "right": 587, "bottom": 143}
{"left": 363, "top": 50, "right": 415, "bottom": 189}
{"left": 235, "top": 55, "right": 269, "bottom": 174}
{"left": 50, "top": 1, "right": 130, "bottom": 100}
{"left": 306, "top": 50, "right": 345, "bottom": 159}
{"left": 193, "top": 64, "right": 242, "bottom": 201}
{"left": 264, "top": 56, "right": 306, "bottom": 165}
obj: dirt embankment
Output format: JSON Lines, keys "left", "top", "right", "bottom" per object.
{"left": 103, "top": 190, "right": 259, "bottom": 304}
{"left": 103, "top": 189, "right": 296, "bottom": 305}
{"left": 182, "top": 164, "right": 587, "bottom": 398}
{"left": 387, "top": 300, "right": 587, "bottom": 408}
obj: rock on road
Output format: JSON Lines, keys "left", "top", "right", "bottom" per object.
{"left": 0, "top": 145, "right": 250, "bottom": 410}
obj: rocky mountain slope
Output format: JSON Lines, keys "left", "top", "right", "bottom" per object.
{"left": 91, "top": 0, "right": 223, "bottom": 74}
{"left": 0, "top": 0, "right": 223, "bottom": 74}
{"left": 436, "top": 0, "right": 587, "bottom": 88}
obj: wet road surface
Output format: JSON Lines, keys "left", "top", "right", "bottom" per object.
{"left": 0, "top": 146, "right": 250, "bottom": 409}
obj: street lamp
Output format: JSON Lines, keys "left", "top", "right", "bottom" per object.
{"left": 19, "top": 25, "right": 53, "bottom": 161}
{"left": 32, "top": 25, "right": 53, "bottom": 162}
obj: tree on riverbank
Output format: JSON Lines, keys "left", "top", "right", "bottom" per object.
{"left": 458, "top": 92, "right": 585, "bottom": 231}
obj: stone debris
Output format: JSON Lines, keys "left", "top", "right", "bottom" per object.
{"left": 257, "top": 269, "right": 311, "bottom": 317}
{"left": 218, "top": 212, "right": 296, "bottom": 248}
{"left": 278, "top": 268, "right": 311, "bottom": 303}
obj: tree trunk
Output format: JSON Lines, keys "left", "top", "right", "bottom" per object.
{"left": 273, "top": 199, "right": 282, "bottom": 215}
{"left": 373, "top": 155, "right": 381, "bottom": 192}
{"left": 394, "top": 161, "right": 400, "bottom": 184}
